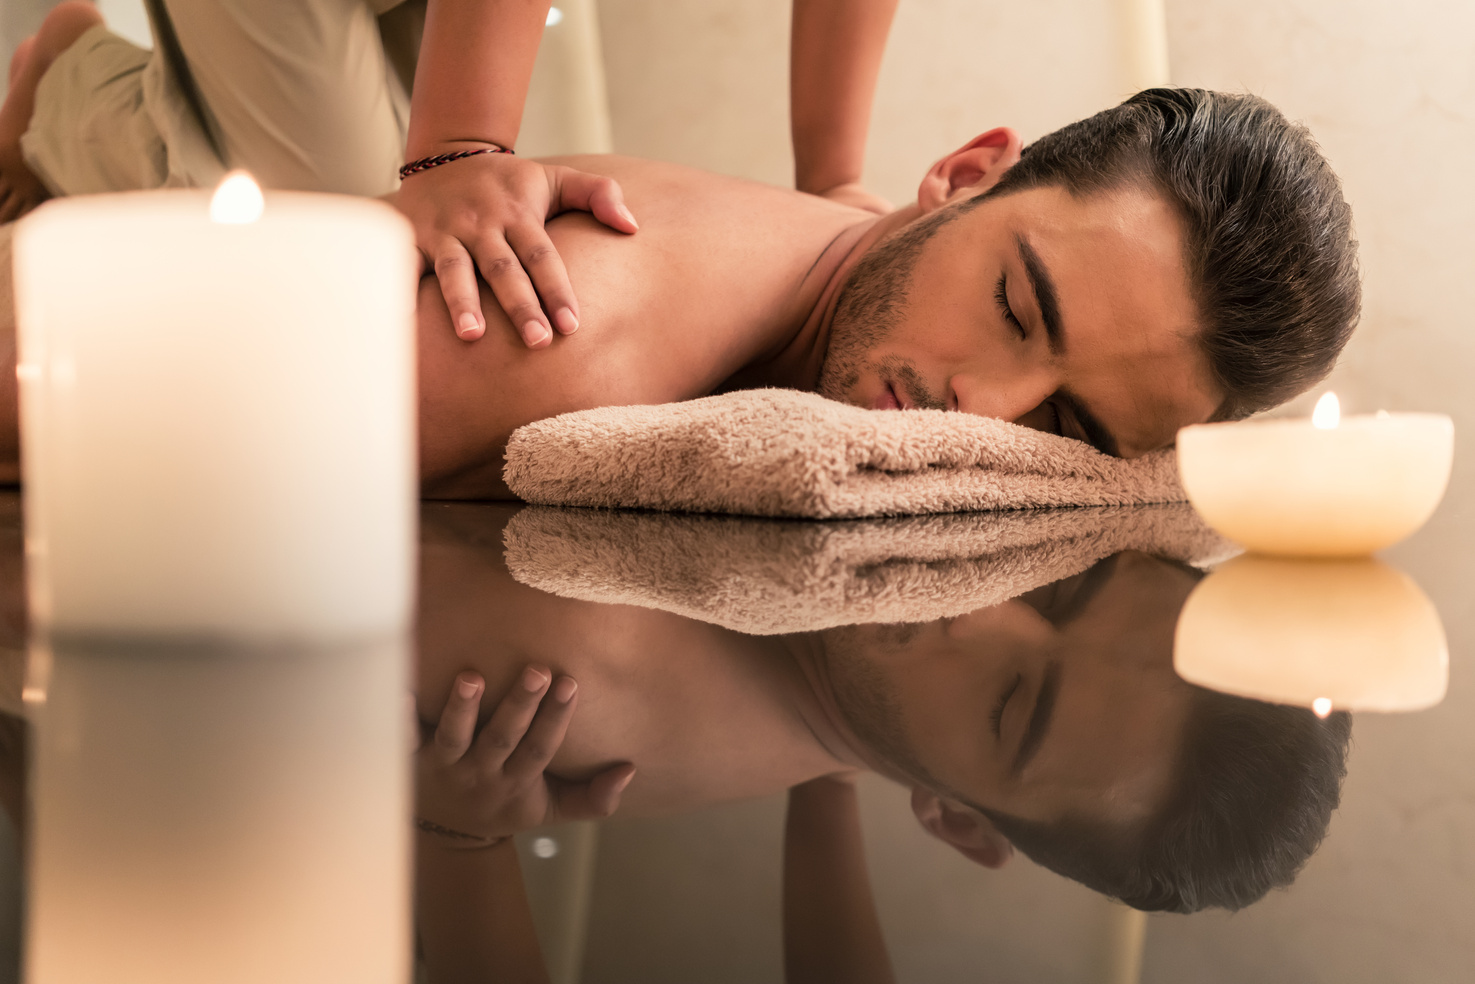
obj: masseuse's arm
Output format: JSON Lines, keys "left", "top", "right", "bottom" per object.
{"left": 416, "top": 668, "right": 635, "bottom": 983}
{"left": 399, "top": 0, "right": 639, "bottom": 348}
{"left": 790, "top": 0, "right": 899, "bottom": 214}
{"left": 783, "top": 774, "right": 897, "bottom": 984}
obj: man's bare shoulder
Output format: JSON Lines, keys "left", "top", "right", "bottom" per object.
{"left": 417, "top": 156, "right": 863, "bottom": 498}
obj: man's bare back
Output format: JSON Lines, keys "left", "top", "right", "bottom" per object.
{"left": 414, "top": 155, "right": 879, "bottom": 497}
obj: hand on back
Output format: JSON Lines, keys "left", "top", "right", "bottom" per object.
{"left": 396, "top": 149, "right": 638, "bottom": 348}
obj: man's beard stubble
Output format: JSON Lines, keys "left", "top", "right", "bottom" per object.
{"left": 817, "top": 623, "right": 949, "bottom": 792}
{"left": 815, "top": 198, "right": 977, "bottom": 412}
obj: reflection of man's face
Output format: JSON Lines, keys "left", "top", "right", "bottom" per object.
{"left": 820, "top": 551, "right": 1201, "bottom": 831}
{"left": 818, "top": 184, "right": 1223, "bottom": 458}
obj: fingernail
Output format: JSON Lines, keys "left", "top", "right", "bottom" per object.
{"left": 553, "top": 676, "right": 577, "bottom": 703}
{"left": 456, "top": 675, "right": 480, "bottom": 699}
{"left": 523, "top": 666, "right": 550, "bottom": 692}
{"left": 554, "top": 307, "right": 579, "bottom": 334}
{"left": 617, "top": 204, "right": 639, "bottom": 229}
{"left": 524, "top": 321, "right": 551, "bottom": 345}
{"left": 457, "top": 312, "right": 480, "bottom": 337}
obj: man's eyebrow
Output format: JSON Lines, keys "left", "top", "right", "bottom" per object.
{"left": 1053, "top": 390, "right": 1121, "bottom": 458}
{"left": 1037, "top": 555, "right": 1119, "bottom": 627}
{"left": 1013, "top": 234, "right": 1122, "bottom": 457}
{"left": 1015, "top": 234, "right": 1063, "bottom": 354}
{"left": 1012, "top": 661, "right": 1061, "bottom": 776}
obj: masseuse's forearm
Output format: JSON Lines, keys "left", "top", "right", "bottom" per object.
{"left": 783, "top": 776, "right": 896, "bottom": 984}
{"left": 789, "top": 0, "right": 899, "bottom": 195}
{"left": 406, "top": 0, "right": 552, "bottom": 157}
{"left": 416, "top": 837, "right": 551, "bottom": 984}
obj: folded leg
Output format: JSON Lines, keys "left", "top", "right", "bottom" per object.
{"left": 154, "top": 0, "right": 408, "bottom": 194}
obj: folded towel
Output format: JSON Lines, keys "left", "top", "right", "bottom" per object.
{"left": 504, "top": 503, "right": 1235, "bottom": 635}
{"left": 504, "top": 389, "right": 1184, "bottom": 518}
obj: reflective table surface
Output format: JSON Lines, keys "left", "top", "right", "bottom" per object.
{"left": 0, "top": 486, "right": 1468, "bottom": 984}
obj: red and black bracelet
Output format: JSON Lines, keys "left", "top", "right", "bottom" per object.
{"left": 399, "top": 145, "right": 514, "bottom": 180}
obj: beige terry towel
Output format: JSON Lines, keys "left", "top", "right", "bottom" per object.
{"left": 504, "top": 389, "right": 1184, "bottom": 518}
{"left": 504, "top": 503, "right": 1235, "bottom": 635}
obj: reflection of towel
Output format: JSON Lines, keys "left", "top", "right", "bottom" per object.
{"left": 504, "top": 503, "right": 1235, "bottom": 635}
{"left": 503, "top": 389, "right": 1183, "bottom": 519}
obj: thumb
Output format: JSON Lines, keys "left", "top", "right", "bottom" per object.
{"left": 550, "top": 167, "right": 639, "bottom": 234}
{"left": 547, "top": 762, "right": 637, "bottom": 823}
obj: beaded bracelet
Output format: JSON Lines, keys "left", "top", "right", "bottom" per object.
{"left": 414, "top": 817, "right": 510, "bottom": 850}
{"left": 399, "top": 145, "right": 514, "bottom": 180}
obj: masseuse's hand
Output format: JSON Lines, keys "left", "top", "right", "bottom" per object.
{"left": 397, "top": 150, "right": 639, "bottom": 348}
{"left": 415, "top": 666, "right": 636, "bottom": 850}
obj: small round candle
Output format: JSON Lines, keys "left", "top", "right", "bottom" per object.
{"left": 1176, "top": 394, "right": 1454, "bottom": 557}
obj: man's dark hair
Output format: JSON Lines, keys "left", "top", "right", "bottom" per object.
{"left": 979, "top": 688, "right": 1352, "bottom": 913}
{"left": 982, "top": 87, "right": 1360, "bottom": 420}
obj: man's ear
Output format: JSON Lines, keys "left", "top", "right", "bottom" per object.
{"left": 910, "top": 787, "right": 1015, "bottom": 868}
{"left": 916, "top": 128, "right": 1024, "bottom": 214}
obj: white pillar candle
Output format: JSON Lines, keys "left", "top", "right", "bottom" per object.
{"left": 1176, "top": 395, "right": 1454, "bottom": 557}
{"left": 1174, "top": 554, "right": 1448, "bottom": 713}
{"left": 11, "top": 178, "right": 418, "bottom": 639}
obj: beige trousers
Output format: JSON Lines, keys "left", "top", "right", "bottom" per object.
{"left": 20, "top": 0, "right": 424, "bottom": 197}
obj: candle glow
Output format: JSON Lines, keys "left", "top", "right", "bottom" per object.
{"left": 209, "top": 170, "right": 265, "bottom": 224}
{"left": 1311, "top": 391, "right": 1340, "bottom": 429}
{"left": 1312, "top": 697, "right": 1333, "bottom": 718}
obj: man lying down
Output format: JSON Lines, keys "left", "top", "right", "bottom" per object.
{"left": 410, "top": 86, "right": 1360, "bottom": 498}
{"left": 0, "top": 16, "right": 1359, "bottom": 492}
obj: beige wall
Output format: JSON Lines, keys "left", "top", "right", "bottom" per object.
{"left": 596, "top": 0, "right": 1131, "bottom": 205}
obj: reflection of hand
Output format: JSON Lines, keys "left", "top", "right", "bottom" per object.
{"left": 815, "top": 182, "right": 893, "bottom": 215}
{"left": 415, "top": 666, "right": 635, "bottom": 850}
{"left": 396, "top": 150, "right": 639, "bottom": 347}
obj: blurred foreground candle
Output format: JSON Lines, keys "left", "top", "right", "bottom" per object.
{"left": 12, "top": 174, "right": 417, "bottom": 637}
{"left": 12, "top": 175, "right": 417, "bottom": 984}
{"left": 1176, "top": 393, "right": 1454, "bottom": 557}
{"left": 1174, "top": 554, "right": 1448, "bottom": 713}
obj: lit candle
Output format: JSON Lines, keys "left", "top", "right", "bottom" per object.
{"left": 12, "top": 175, "right": 417, "bottom": 983}
{"left": 11, "top": 174, "right": 418, "bottom": 639}
{"left": 1176, "top": 393, "right": 1454, "bottom": 557}
{"left": 1174, "top": 554, "right": 1448, "bottom": 713}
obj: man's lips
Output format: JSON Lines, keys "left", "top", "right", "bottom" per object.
{"left": 870, "top": 380, "right": 907, "bottom": 411}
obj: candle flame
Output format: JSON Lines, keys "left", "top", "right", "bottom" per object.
{"left": 210, "top": 170, "right": 264, "bottom": 224}
{"left": 1312, "top": 697, "right": 1333, "bottom": 718}
{"left": 1311, "top": 391, "right": 1340, "bottom": 430}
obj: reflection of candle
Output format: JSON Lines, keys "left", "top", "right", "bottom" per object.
{"left": 1174, "top": 554, "right": 1448, "bottom": 712}
{"left": 1176, "top": 393, "right": 1454, "bottom": 557}
{"left": 28, "top": 639, "right": 410, "bottom": 984}
{"left": 12, "top": 175, "right": 418, "bottom": 637}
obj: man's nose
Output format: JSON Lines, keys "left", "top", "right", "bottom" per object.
{"left": 948, "top": 367, "right": 1060, "bottom": 431}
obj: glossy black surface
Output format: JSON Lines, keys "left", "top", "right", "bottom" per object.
{"left": 0, "top": 491, "right": 1469, "bottom": 983}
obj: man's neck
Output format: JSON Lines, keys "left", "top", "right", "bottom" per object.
{"left": 722, "top": 204, "right": 923, "bottom": 394}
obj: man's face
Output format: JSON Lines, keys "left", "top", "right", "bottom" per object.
{"left": 818, "top": 184, "right": 1223, "bottom": 457}
{"left": 819, "top": 551, "right": 1201, "bottom": 831}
